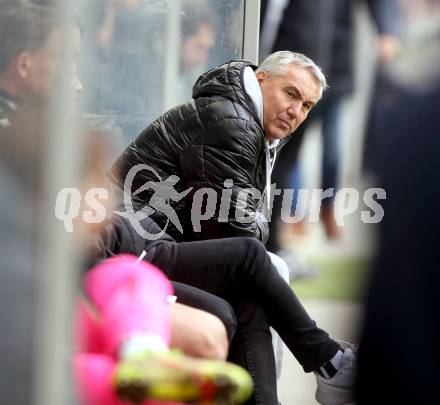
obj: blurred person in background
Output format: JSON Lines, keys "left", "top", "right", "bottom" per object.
{"left": 356, "top": 2, "right": 440, "bottom": 401}
{"left": 0, "top": 2, "right": 81, "bottom": 404}
{"left": 260, "top": 0, "right": 401, "bottom": 271}
{"left": 362, "top": 0, "right": 438, "bottom": 180}
{"left": 358, "top": 82, "right": 440, "bottom": 405}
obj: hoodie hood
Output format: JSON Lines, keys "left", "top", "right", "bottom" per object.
{"left": 192, "top": 60, "right": 260, "bottom": 121}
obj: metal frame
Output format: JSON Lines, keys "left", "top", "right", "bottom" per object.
{"left": 242, "top": 0, "right": 261, "bottom": 63}
{"left": 35, "top": 1, "right": 79, "bottom": 405}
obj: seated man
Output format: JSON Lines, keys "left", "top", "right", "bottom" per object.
{"left": 108, "top": 49, "right": 353, "bottom": 404}
{"left": 111, "top": 51, "right": 325, "bottom": 245}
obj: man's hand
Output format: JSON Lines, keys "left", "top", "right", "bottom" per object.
{"left": 169, "top": 303, "right": 228, "bottom": 360}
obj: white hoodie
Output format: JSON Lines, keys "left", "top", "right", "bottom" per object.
{"left": 243, "top": 66, "right": 279, "bottom": 216}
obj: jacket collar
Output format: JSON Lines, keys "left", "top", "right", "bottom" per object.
{"left": 0, "top": 89, "right": 22, "bottom": 112}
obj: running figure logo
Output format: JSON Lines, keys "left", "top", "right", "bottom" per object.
{"left": 115, "top": 164, "right": 192, "bottom": 240}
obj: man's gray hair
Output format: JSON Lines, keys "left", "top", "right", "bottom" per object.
{"left": 256, "top": 51, "right": 328, "bottom": 98}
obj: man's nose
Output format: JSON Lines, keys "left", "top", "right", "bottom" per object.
{"left": 286, "top": 101, "right": 302, "bottom": 120}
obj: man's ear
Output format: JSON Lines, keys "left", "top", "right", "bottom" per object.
{"left": 255, "top": 70, "right": 268, "bottom": 85}
{"left": 15, "top": 52, "right": 31, "bottom": 79}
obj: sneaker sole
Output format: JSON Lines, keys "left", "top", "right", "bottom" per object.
{"left": 316, "top": 389, "right": 356, "bottom": 405}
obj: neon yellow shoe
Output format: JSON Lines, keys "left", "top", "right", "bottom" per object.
{"left": 113, "top": 349, "right": 253, "bottom": 404}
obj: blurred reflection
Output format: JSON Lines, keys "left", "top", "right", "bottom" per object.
{"left": 79, "top": 0, "right": 244, "bottom": 143}
{"left": 176, "top": 0, "right": 218, "bottom": 104}
{"left": 79, "top": 0, "right": 151, "bottom": 140}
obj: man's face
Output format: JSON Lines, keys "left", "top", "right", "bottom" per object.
{"left": 181, "top": 24, "right": 215, "bottom": 72}
{"left": 256, "top": 64, "right": 321, "bottom": 141}
{"left": 22, "top": 26, "right": 82, "bottom": 107}
{"left": 22, "top": 28, "right": 62, "bottom": 105}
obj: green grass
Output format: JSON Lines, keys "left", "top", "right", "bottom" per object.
{"left": 291, "top": 257, "right": 371, "bottom": 302}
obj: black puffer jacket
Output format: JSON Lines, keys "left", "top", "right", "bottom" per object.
{"left": 111, "top": 60, "right": 269, "bottom": 242}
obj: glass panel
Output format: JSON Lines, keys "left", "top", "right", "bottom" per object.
{"left": 0, "top": 1, "right": 253, "bottom": 403}
{"left": 79, "top": 0, "right": 245, "bottom": 145}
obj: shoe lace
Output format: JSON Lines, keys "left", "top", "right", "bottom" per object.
{"left": 336, "top": 340, "right": 358, "bottom": 373}
{"left": 336, "top": 339, "right": 359, "bottom": 351}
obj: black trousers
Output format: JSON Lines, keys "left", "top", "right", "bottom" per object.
{"left": 228, "top": 300, "right": 278, "bottom": 405}
{"left": 144, "top": 236, "right": 339, "bottom": 403}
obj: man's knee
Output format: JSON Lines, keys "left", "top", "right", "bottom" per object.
{"left": 199, "top": 312, "right": 229, "bottom": 360}
{"left": 239, "top": 237, "right": 266, "bottom": 259}
{"left": 171, "top": 282, "right": 237, "bottom": 344}
{"left": 169, "top": 303, "right": 229, "bottom": 360}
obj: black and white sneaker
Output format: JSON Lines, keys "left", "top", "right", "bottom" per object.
{"left": 314, "top": 344, "right": 357, "bottom": 405}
